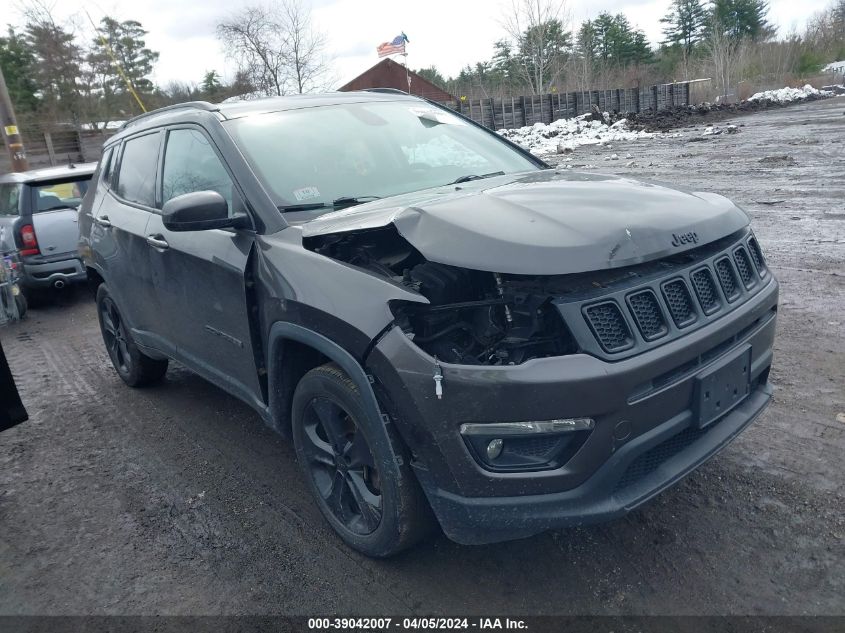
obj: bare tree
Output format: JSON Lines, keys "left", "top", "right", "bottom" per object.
{"left": 278, "top": 0, "right": 331, "bottom": 93}
{"left": 217, "top": 0, "right": 331, "bottom": 97}
{"left": 705, "top": 19, "right": 746, "bottom": 100}
{"left": 217, "top": 6, "right": 286, "bottom": 96}
{"left": 501, "top": 0, "right": 571, "bottom": 95}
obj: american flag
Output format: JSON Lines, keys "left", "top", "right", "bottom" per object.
{"left": 377, "top": 33, "right": 408, "bottom": 57}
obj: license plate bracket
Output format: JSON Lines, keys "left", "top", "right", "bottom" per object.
{"left": 694, "top": 344, "right": 752, "bottom": 428}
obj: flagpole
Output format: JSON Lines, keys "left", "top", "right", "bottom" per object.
{"left": 403, "top": 52, "right": 410, "bottom": 94}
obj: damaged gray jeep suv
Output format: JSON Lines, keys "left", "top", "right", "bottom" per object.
{"left": 79, "top": 91, "right": 778, "bottom": 557}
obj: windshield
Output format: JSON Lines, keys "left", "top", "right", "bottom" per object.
{"left": 224, "top": 101, "right": 539, "bottom": 209}
{"left": 32, "top": 177, "right": 91, "bottom": 213}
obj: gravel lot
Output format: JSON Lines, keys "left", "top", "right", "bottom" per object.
{"left": 0, "top": 98, "right": 843, "bottom": 616}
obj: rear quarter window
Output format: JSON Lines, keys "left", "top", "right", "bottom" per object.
{"left": 116, "top": 132, "right": 161, "bottom": 207}
{"left": 0, "top": 183, "right": 23, "bottom": 217}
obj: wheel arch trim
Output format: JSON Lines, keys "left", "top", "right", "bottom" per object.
{"left": 267, "top": 321, "right": 385, "bottom": 438}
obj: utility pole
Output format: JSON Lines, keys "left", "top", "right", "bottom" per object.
{"left": 0, "top": 65, "right": 29, "bottom": 172}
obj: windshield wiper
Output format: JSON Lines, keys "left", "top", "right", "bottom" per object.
{"left": 278, "top": 202, "right": 332, "bottom": 212}
{"left": 450, "top": 171, "right": 505, "bottom": 184}
{"left": 332, "top": 195, "right": 381, "bottom": 209}
{"left": 278, "top": 196, "right": 381, "bottom": 213}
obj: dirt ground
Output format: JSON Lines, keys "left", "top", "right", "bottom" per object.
{"left": 0, "top": 98, "right": 843, "bottom": 617}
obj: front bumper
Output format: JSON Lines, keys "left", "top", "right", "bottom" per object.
{"left": 20, "top": 254, "right": 86, "bottom": 289}
{"left": 417, "top": 382, "right": 771, "bottom": 544}
{"left": 366, "top": 275, "right": 778, "bottom": 544}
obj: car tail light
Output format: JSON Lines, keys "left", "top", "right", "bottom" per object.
{"left": 19, "top": 223, "right": 40, "bottom": 256}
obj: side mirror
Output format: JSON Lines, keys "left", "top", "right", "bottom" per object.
{"left": 162, "top": 191, "right": 249, "bottom": 232}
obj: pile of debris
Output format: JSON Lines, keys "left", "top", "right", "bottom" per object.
{"left": 626, "top": 84, "right": 838, "bottom": 131}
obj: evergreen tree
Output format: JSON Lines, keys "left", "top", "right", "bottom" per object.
{"left": 576, "top": 20, "right": 599, "bottom": 61}
{"left": 414, "top": 66, "right": 447, "bottom": 89}
{"left": 711, "top": 0, "right": 774, "bottom": 41}
{"left": 89, "top": 17, "right": 159, "bottom": 112}
{"left": 661, "top": 0, "right": 708, "bottom": 55}
{"left": 629, "top": 30, "right": 655, "bottom": 65}
{"left": 0, "top": 27, "right": 39, "bottom": 112}
{"left": 201, "top": 70, "right": 223, "bottom": 99}
{"left": 25, "top": 19, "right": 83, "bottom": 121}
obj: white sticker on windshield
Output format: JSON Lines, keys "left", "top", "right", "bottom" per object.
{"left": 293, "top": 186, "right": 321, "bottom": 201}
{"left": 409, "top": 107, "right": 466, "bottom": 126}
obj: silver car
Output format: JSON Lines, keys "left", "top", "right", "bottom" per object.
{"left": 0, "top": 163, "right": 96, "bottom": 296}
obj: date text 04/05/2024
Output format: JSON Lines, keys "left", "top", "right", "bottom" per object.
{"left": 307, "top": 617, "right": 528, "bottom": 630}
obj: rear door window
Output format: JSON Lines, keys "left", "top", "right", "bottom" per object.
{"left": 161, "top": 128, "right": 236, "bottom": 213}
{"left": 116, "top": 132, "right": 161, "bottom": 207}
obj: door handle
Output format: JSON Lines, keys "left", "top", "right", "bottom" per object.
{"left": 94, "top": 216, "right": 111, "bottom": 228}
{"left": 146, "top": 235, "right": 169, "bottom": 250}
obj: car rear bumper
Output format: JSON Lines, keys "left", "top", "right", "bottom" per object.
{"left": 21, "top": 255, "right": 86, "bottom": 288}
{"left": 366, "top": 276, "right": 778, "bottom": 544}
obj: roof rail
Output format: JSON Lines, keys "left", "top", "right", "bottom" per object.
{"left": 119, "top": 101, "right": 219, "bottom": 130}
{"left": 363, "top": 88, "right": 410, "bottom": 95}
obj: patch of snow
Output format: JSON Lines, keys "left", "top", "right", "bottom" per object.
{"left": 747, "top": 84, "right": 833, "bottom": 104}
{"left": 498, "top": 113, "right": 669, "bottom": 156}
{"left": 701, "top": 124, "right": 738, "bottom": 137}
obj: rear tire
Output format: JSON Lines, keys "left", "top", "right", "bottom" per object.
{"left": 96, "top": 284, "right": 168, "bottom": 387}
{"left": 292, "top": 362, "right": 432, "bottom": 557}
{"left": 22, "top": 287, "right": 48, "bottom": 309}
{"left": 14, "top": 291, "right": 27, "bottom": 318}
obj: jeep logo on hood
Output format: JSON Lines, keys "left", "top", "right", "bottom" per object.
{"left": 671, "top": 231, "right": 699, "bottom": 247}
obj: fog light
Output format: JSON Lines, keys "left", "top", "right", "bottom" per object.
{"left": 486, "top": 439, "right": 504, "bottom": 460}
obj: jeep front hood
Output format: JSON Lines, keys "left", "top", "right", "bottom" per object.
{"left": 301, "top": 170, "right": 750, "bottom": 275}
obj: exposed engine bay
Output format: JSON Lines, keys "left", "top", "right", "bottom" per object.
{"left": 304, "top": 227, "right": 578, "bottom": 365}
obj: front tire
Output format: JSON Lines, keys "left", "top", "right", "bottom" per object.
{"left": 292, "top": 363, "right": 432, "bottom": 557}
{"left": 96, "top": 284, "right": 168, "bottom": 387}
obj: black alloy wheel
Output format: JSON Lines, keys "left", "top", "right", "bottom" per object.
{"left": 300, "top": 395, "right": 382, "bottom": 535}
{"left": 100, "top": 295, "right": 132, "bottom": 375}
{"left": 95, "top": 284, "right": 168, "bottom": 387}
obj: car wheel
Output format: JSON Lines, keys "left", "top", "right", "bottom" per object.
{"left": 292, "top": 362, "right": 432, "bottom": 557}
{"left": 22, "top": 288, "right": 48, "bottom": 309}
{"left": 14, "top": 291, "right": 27, "bottom": 318}
{"left": 96, "top": 284, "right": 168, "bottom": 387}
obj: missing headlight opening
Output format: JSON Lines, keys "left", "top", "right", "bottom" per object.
{"left": 305, "top": 226, "right": 578, "bottom": 366}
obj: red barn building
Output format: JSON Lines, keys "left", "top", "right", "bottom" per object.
{"left": 339, "top": 58, "right": 454, "bottom": 103}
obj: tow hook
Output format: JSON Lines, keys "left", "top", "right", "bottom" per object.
{"left": 433, "top": 358, "right": 443, "bottom": 400}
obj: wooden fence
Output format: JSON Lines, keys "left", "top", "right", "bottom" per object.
{"left": 448, "top": 82, "right": 691, "bottom": 130}
{"left": 0, "top": 126, "right": 112, "bottom": 172}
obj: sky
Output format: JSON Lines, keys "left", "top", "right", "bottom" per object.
{"left": 0, "top": 0, "right": 833, "bottom": 88}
